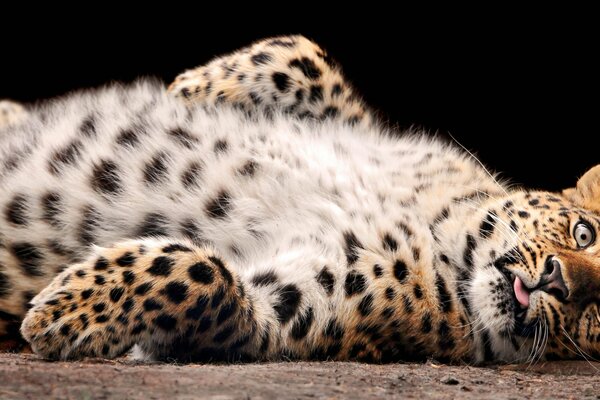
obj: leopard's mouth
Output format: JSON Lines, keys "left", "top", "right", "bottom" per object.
{"left": 496, "top": 261, "right": 537, "bottom": 336}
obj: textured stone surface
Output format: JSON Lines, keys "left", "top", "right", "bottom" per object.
{"left": 1, "top": 353, "right": 599, "bottom": 399}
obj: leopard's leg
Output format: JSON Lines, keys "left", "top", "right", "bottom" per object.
{"left": 0, "top": 100, "right": 27, "bottom": 130}
{"left": 21, "top": 237, "right": 352, "bottom": 362}
{"left": 168, "top": 35, "right": 374, "bottom": 127}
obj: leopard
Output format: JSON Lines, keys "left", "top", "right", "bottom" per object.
{"left": 0, "top": 35, "right": 598, "bottom": 364}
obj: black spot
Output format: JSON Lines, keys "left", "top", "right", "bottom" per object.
{"left": 324, "top": 318, "right": 344, "bottom": 340}
{"left": 345, "top": 272, "right": 367, "bottom": 296}
{"left": 162, "top": 244, "right": 192, "bottom": 253}
{"left": 131, "top": 322, "right": 147, "bottom": 335}
{"left": 81, "top": 289, "right": 94, "bottom": 299}
{"left": 116, "top": 252, "right": 136, "bottom": 267}
{"left": 230, "top": 334, "right": 252, "bottom": 351}
{"left": 185, "top": 295, "right": 209, "bottom": 319}
{"left": 479, "top": 211, "right": 497, "bottom": 239}
{"left": 52, "top": 309, "right": 63, "bottom": 322}
{"left": 435, "top": 274, "right": 452, "bottom": 313}
{"left": 482, "top": 331, "right": 494, "bottom": 361}
{"left": 143, "top": 298, "right": 163, "bottom": 311}
{"left": 249, "top": 91, "right": 261, "bottom": 105}
{"left": 382, "top": 233, "right": 398, "bottom": 252}
{"left": 59, "top": 324, "right": 71, "bottom": 336}
{"left": 268, "top": 38, "right": 296, "bottom": 47}
{"left": 347, "top": 115, "right": 362, "bottom": 125}
{"left": 188, "top": 262, "right": 214, "bottom": 284}
{"left": 518, "top": 211, "right": 530, "bottom": 219}
{"left": 196, "top": 316, "right": 211, "bottom": 333}
{"left": 213, "top": 139, "right": 229, "bottom": 154}
{"left": 78, "top": 205, "right": 101, "bottom": 246}
{"left": 529, "top": 198, "right": 540, "bottom": 206}
{"left": 116, "top": 128, "right": 140, "bottom": 147}
{"left": 147, "top": 256, "right": 174, "bottom": 276}
{"left": 356, "top": 321, "right": 382, "bottom": 342}
{"left": 93, "top": 302, "right": 106, "bottom": 313}
{"left": 211, "top": 287, "right": 226, "bottom": 309}
{"left": 134, "top": 283, "right": 153, "bottom": 297}
{"left": 167, "top": 127, "right": 199, "bottom": 149}
{"left": 393, "top": 260, "right": 408, "bottom": 283}
{"left": 205, "top": 191, "right": 232, "bottom": 219}
{"left": 438, "top": 320, "right": 455, "bottom": 351}
{"left": 289, "top": 57, "right": 322, "bottom": 80}
{"left": 309, "top": 85, "right": 323, "bottom": 104}
{"left": 154, "top": 314, "right": 177, "bottom": 331}
{"left": 48, "top": 140, "right": 83, "bottom": 175}
{"left": 121, "top": 269, "right": 136, "bottom": 286}
{"left": 109, "top": 287, "right": 125, "bottom": 303}
{"left": 273, "top": 284, "right": 302, "bottom": 324}
{"left": 251, "top": 271, "right": 278, "bottom": 286}
{"left": 95, "top": 314, "right": 109, "bottom": 323}
{"left": 213, "top": 325, "right": 234, "bottom": 343}
{"left": 181, "top": 162, "right": 203, "bottom": 188}
{"left": 5, "top": 194, "right": 28, "bottom": 226}
{"left": 10, "top": 242, "right": 44, "bottom": 276}
{"left": 94, "top": 275, "right": 106, "bottom": 285}
{"left": 47, "top": 240, "right": 75, "bottom": 258}
{"left": 463, "top": 234, "right": 477, "bottom": 268}
{"left": 272, "top": 72, "right": 291, "bottom": 92}
{"left": 162, "top": 281, "right": 189, "bottom": 304}
{"left": 381, "top": 307, "right": 395, "bottom": 319}
{"left": 358, "top": 293, "right": 374, "bottom": 316}
{"left": 373, "top": 264, "right": 383, "bottom": 278}
{"left": 143, "top": 152, "right": 169, "bottom": 185}
{"left": 238, "top": 160, "right": 258, "bottom": 177}
{"left": 216, "top": 301, "right": 238, "bottom": 325}
{"left": 385, "top": 287, "right": 395, "bottom": 300}
{"left": 91, "top": 160, "right": 122, "bottom": 195}
{"left": 294, "top": 88, "right": 305, "bottom": 104}
{"left": 321, "top": 106, "right": 339, "bottom": 119}
{"left": 251, "top": 52, "right": 272, "bottom": 65}
{"left": 343, "top": 231, "right": 363, "bottom": 265}
{"left": 413, "top": 284, "right": 423, "bottom": 299}
{"left": 331, "top": 83, "right": 343, "bottom": 97}
{"left": 94, "top": 257, "right": 109, "bottom": 271}
{"left": 79, "top": 115, "right": 96, "bottom": 137}
{"left": 122, "top": 297, "right": 134, "bottom": 313}
{"left": 136, "top": 212, "right": 169, "bottom": 237}
{"left": 208, "top": 256, "right": 233, "bottom": 285}
{"left": 421, "top": 313, "right": 432, "bottom": 333}
{"left": 317, "top": 267, "right": 335, "bottom": 295}
{"left": 290, "top": 307, "right": 314, "bottom": 340}
{"left": 79, "top": 314, "right": 89, "bottom": 329}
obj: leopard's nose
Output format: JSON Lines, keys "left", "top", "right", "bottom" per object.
{"left": 537, "top": 256, "right": 569, "bottom": 301}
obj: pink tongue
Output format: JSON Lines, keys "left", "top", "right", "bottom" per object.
{"left": 514, "top": 276, "right": 530, "bottom": 308}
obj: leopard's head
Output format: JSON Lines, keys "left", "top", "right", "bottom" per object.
{"left": 467, "top": 165, "right": 600, "bottom": 363}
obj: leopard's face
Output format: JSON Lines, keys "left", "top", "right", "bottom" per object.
{"left": 468, "top": 184, "right": 600, "bottom": 363}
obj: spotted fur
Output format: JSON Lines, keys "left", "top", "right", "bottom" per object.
{"left": 2, "top": 36, "right": 600, "bottom": 364}
{"left": 0, "top": 100, "right": 27, "bottom": 130}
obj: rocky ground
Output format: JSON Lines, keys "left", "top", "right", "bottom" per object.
{"left": 0, "top": 353, "right": 599, "bottom": 399}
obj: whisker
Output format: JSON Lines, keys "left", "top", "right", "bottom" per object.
{"left": 448, "top": 133, "right": 509, "bottom": 197}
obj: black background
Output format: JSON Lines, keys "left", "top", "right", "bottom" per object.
{"left": 1, "top": 10, "right": 596, "bottom": 192}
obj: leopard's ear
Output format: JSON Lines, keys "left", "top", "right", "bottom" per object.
{"left": 563, "top": 165, "right": 600, "bottom": 212}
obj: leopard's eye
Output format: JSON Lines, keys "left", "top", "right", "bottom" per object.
{"left": 574, "top": 221, "right": 595, "bottom": 248}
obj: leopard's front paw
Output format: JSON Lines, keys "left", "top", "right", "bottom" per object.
{"left": 20, "top": 241, "right": 152, "bottom": 360}
{"left": 0, "top": 100, "right": 27, "bottom": 129}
